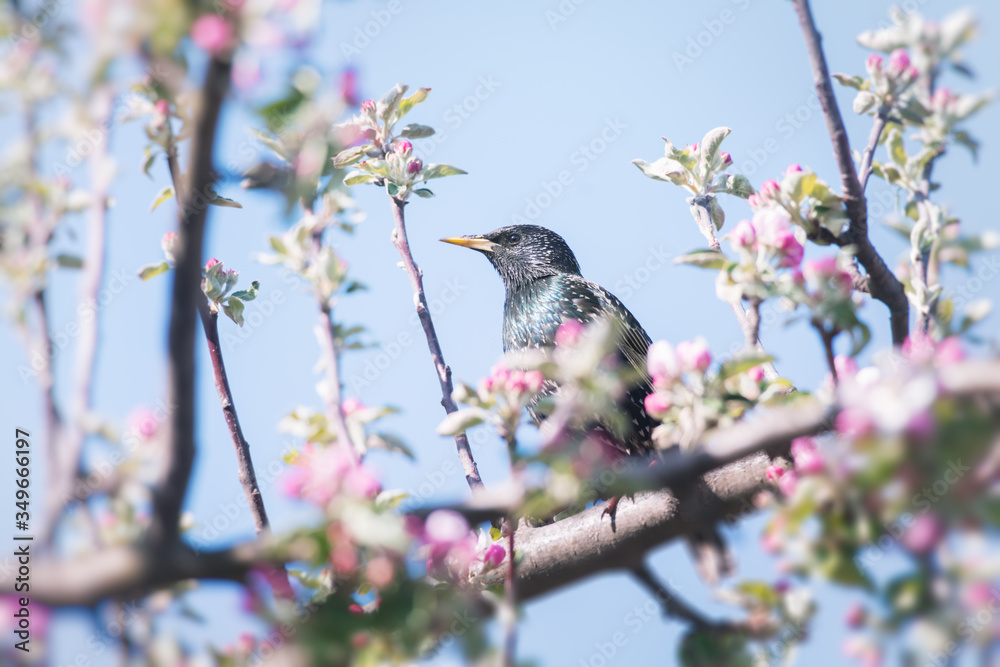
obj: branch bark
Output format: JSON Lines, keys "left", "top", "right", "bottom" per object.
{"left": 150, "top": 55, "right": 232, "bottom": 545}
{"left": 791, "top": 0, "right": 910, "bottom": 345}
{"left": 388, "top": 196, "right": 484, "bottom": 491}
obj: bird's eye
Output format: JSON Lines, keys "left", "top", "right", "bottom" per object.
{"left": 508, "top": 233, "right": 521, "bottom": 245}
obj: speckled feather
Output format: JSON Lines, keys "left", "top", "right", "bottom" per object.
{"left": 451, "top": 224, "right": 656, "bottom": 456}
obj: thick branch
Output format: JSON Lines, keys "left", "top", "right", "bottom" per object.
{"left": 388, "top": 197, "right": 484, "bottom": 491}
{"left": 151, "top": 55, "right": 232, "bottom": 545}
{"left": 791, "top": 0, "right": 909, "bottom": 345}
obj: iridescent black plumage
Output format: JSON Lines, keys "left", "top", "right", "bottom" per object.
{"left": 442, "top": 224, "right": 655, "bottom": 456}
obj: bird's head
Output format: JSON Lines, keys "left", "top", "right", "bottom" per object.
{"left": 441, "top": 225, "right": 582, "bottom": 292}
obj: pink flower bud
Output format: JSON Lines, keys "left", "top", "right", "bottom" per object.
{"left": 790, "top": 437, "right": 824, "bottom": 475}
{"left": 774, "top": 579, "right": 790, "bottom": 594}
{"left": 961, "top": 583, "right": 995, "bottom": 610}
{"left": 931, "top": 88, "right": 954, "bottom": 111}
{"left": 644, "top": 392, "right": 672, "bottom": 418}
{"left": 785, "top": 163, "right": 803, "bottom": 176}
{"left": 675, "top": 338, "right": 712, "bottom": 373}
{"left": 340, "top": 69, "right": 358, "bottom": 107}
{"left": 721, "top": 151, "right": 732, "bottom": 165}
{"left": 424, "top": 510, "right": 470, "bottom": 546}
{"left": 407, "top": 158, "right": 423, "bottom": 175}
{"left": 761, "top": 531, "right": 782, "bottom": 553}
{"left": 906, "top": 65, "right": 919, "bottom": 80}
{"left": 687, "top": 143, "right": 699, "bottom": 153}
{"left": 161, "top": 231, "right": 181, "bottom": 263}
{"left": 836, "top": 406, "right": 875, "bottom": 438}
{"left": 902, "top": 513, "right": 944, "bottom": 554}
{"left": 730, "top": 219, "right": 757, "bottom": 250}
{"left": 483, "top": 543, "right": 506, "bottom": 568}
{"left": 341, "top": 397, "right": 365, "bottom": 416}
{"left": 902, "top": 332, "right": 936, "bottom": 364}
{"left": 506, "top": 370, "right": 529, "bottom": 395}
{"left": 833, "top": 355, "right": 858, "bottom": 380}
{"left": 361, "top": 99, "right": 376, "bottom": 114}
{"left": 205, "top": 258, "right": 221, "bottom": 270}
{"left": 904, "top": 409, "right": 936, "bottom": 440}
{"left": 395, "top": 139, "right": 412, "bottom": 156}
{"left": 778, "top": 469, "right": 799, "bottom": 497}
{"left": 747, "top": 193, "right": 762, "bottom": 209}
{"left": 865, "top": 53, "right": 883, "bottom": 73}
{"left": 747, "top": 365, "right": 765, "bottom": 383}
{"left": 523, "top": 370, "right": 545, "bottom": 394}
{"left": 191, "top": 15, "right": 234, "bottom": 56}
{"left": 647, "top": 341, "right": 680, "bottom": 382}
{"left": 555, "top": 319, "right": 584, "bottom": 346}
{"left": 765, "top": 464, "right": 785, "bottom": 482}
{"left": 760, "top": 179, "right": 780, "bottom": 199}
{"left": 154, "top": 99, "right": 170, "bottom": 117}
{"left": 888, "top": 48, "right": 911, "bottom": 76}
{"left": 365, "top": 556, "right": 394, "bottom": 589}
{"left": 774, "top": 230, "right": 804, "bottom": 268}
{"left": 845, "top": 603, "right": 866, "bottom": 629}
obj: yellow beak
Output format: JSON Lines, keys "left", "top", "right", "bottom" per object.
{"left": 439, "top": 235, "right": 497, "bottom": 253}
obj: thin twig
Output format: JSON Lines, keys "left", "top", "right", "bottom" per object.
{"left": 630, "top": 561, "right": 717, "bottom": 629}
{"left": 388, "top": 196, "right": 484, "bottom": 491}
{"left": 857, "top": 110, "right": 888, "bottom": 193}
{"left": 151, "top": 54, "right": 232, "bottom": 545}
{"left": 791, "top": 0, "right": 909, "bottom": 345}
{"left": 812, "top": 320, "right": 839, "bottom": 386}
{"left": 198, "top": 303, "right": 294, "bottom": 598}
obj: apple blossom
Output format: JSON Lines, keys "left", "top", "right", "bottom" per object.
{"left": 675, "top": 337, "right": 712, "bottom": 373}
{"left": 191, "top": 15, "right": 234, "bottom": 55}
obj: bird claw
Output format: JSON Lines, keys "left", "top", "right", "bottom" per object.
{"left": 601, "top": 495, "right": 621, "bottom": 532}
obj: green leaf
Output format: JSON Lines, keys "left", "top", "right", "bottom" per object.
{"left": 55, "top": 254, "right": 84, "bottom": 269}
{"left": 256, "top": 89, "right": 305, "bottom": 134}
{"left": 230, "top": 280, "right": 260, "bottom": 302}
{"left": 246, "top": 127, "right": 288, "bottom": 160}
{"left": 366, "top": 433, "right": 415, "bottom": 460}
{"left": 149, "top": 185, "right": 174, "bottom": 212}
{"left": 953, "top": 130, "right": 980, "bottom": 162}
{"left": 332, "top": 144, "right": 370, "bottom": 168}
{"left": 437, "top": 407, "right": 489, "bottom": 436}
{"left": 709, "top": 197, "right": 725, "bottom": 230}
{"left": 489, "top": 525, "right": 502, "bottom": 540}
{"left": 718, "top": 354, "right": 775, "bottom": 380}
{"left": 386, "top": 182, "right": 399, "bottom": 197}
{"left": 674, "top": 249, "right": 731, "bottom": 270}
{"left": 142, "top": 145, "right": 156, "bottom": 178}
{"left": 222, "top": 298, "right": 246, "bottom": 327}
{"left": 399, "top": 123, "right": 435, "bottom": 139}
{"left": 374, "top": 489, "right": 410, "bottom": 511}
{"left": 412, "top": 188, "right": 435, "bottom": 198}
{"left": 887, "top": 128, "right": 907, "bottom": 167}
{"left": 698, "top": 126, "right": 731, "bottom": 171}
{"left": 208, "top": 191, "right": 243, "bottom": 209}
{"left": 717, "top": 173, "right": 753, "bottom": 199}
{"left": 832, "top": 73, "right": 865, "bottom": 90}
{"left": 377, "top": 83, "right": 408, "bottom": 121}
{"left": 631, "top": 157, "right": 688, "bottom": 185}
{"left": 138, "top": 261, "right": 172, "bottom": 281}
{"left": 418, "top": 163, "right": 468, "bottom": 181}
{"left": 394, "top": 87, "right": 430, "bottom": 121}
{"left": 343, "top": 170, "right": 377, "bottom": 186}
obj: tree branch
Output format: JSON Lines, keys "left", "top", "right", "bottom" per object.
{"left": 388, "top": 196, "right": 484, "bottom": 491}
{"left": 150, "top": 55, "right": 232, "bottom": 545}
{"left": 791, "top": 0, "right": 909, "bottom": 345}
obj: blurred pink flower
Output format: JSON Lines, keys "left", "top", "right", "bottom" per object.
{"left": 935, "top": 336, "right": 964, "bottom": 364}
{"left": 730, "top": 219, "right": 757, "bottom": 250}
{"left": 365, "top": 556, "right": 395, "bottom": 589}
{"left": 361, "top": 99, "right": 376, "bottom": 114}
{"left": 790, "top": 437, "right": 824, "bottom": 475}
{"left": 834, "top": 355, "right": 858, "bottom": 380}
{"left": 232, "top": 55, "right": 261, "bottom": 92}
{"left": 761, "top": 531, "right": 782, "bottom": 554}
{"left": 759, "top": 179, "right": 780, "bottom": 199}
{"left": 765, "top": 464, "right": 784, "bottom": 482}
{"left": 747, "top": 365, "right": 765, "bottom": 383}
{"left": 129, "top": 406, "right": 160, "bottom": 439}
{"left": 836, "top": 406, "right": 875, "bottom": 438}
{"left": 778, "top": 469, "right": 799, "bottom": 497}
{"left": 647, "top": 340, "right": 680, "bottom": 384}
{"left": 423, "top": 510, "right": 470, "bottom": 557}
{"left": 866, "top": 53, "right": 883, "bottom": 73}
{"left": 205, "top": 257, "right": 221, "bottom": 270}
{"left": 644, "top": 392, "right": 672, "bottom": 418}
{"left": 931, "top": 87, "right": 954, "bottom": 111}
{"left": 282, "top": 443, "right": 378, "bottom": 504}
{"left": 483, "top": 543, "right": 506, "bottom": 568}
{"left": 845, "top": 602, "right": 866, "bottom": 628}
{"left": 902, "top": 513, "right": 944, "bottom": 554}
{"left": 774, "top": 230, "right": 804, "bottom": 268}
{"left": 676, "top": 337, "right": 712, "bottom": 373}
{"left": 395, "top": 139, "right": 413, "bottom": 156}
{"left": 888, "top": 48, "right": 911, "bottom": 76}
{"left": 340, "top": 69, "right": 358, "bottom": 107}
{"left": 191, "top": 15, "right": 234, "bottom": 55}
{"left": 407, "top": 158, "right": 423, "bottom": 175}
{"left": 555, "top": 319, "right": 584, "bottom": 346}
{"left": 785, "top": 163, "right": 803, "bottom": 176}
{"left": 904, "top": 409, "right": 936, "bottom": 440}
{"left": 341, "top": 397, "right": 365, "bottom": 416}
{"left": 747, "top": 193, "right": 763, "bottom": 209}
{"left": 961, "top": 582, "right": 996, "bottom": 610}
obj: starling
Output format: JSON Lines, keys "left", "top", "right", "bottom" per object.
{"left": 440, "top": 224, "right": 656, "bottom": 457}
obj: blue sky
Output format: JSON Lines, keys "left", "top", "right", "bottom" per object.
{"left": 3, "top": 0, "right": 999, "bottom": 664}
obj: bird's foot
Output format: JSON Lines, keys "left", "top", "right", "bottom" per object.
{"left": 601, "top": 495, "right": 622, "bottom": 532}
